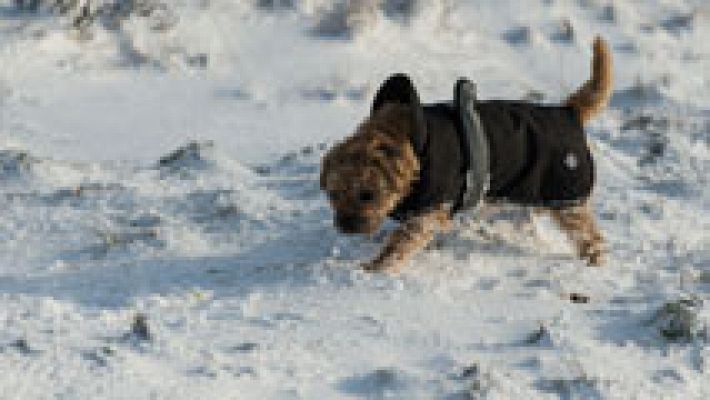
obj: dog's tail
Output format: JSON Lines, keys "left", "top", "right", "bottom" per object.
{"left": 565, "top": 36, "right": 613, "bottom": 124}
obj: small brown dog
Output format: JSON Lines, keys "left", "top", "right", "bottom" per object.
{"left": 321, "top": 37, "right": 613, "bottom": 272}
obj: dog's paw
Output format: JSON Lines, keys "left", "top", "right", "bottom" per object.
{"left": 361, "top": 259, "right": 386, "bottom": 272}
{"left": 585, "top": 250, "right": 606, "bottom": 267}
{"left": 362, "top": 258, "right": 400, "bottom": 273}
{"left": 580, "top": 239, "right": 606, "bottom": 266}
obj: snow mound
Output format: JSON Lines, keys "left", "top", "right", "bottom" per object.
{"left": 0, "top": 149, "right": 36, "bottom": 179}
{"left": 157, "top": 140, "right": 254, "bottom": 180}
{"left": 610, "top": 81, "right": 669, "bottom": 110}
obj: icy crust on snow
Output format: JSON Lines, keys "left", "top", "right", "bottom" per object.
{"left": 1, "top": 0, "right": 710, "bottom": 399}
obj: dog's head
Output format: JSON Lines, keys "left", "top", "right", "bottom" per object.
{"left": 320, "top": 75, "right": 426, "bottom": 234}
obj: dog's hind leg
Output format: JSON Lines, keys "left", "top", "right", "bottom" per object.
{"left": 364, "top": 205, "right": 451, "bottom": 272}
{"left": 546, "top": 204, "right": 606, "bottom": 266}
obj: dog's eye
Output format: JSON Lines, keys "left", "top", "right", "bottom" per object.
{"left": 376, "top": 144, "right": 399, "bottom": 158}
{"left": 359, "top": 190, "right": 375, "bottom": 203}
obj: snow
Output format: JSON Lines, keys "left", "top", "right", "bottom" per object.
{"left": 0, "top": 0, "right": 709, "bottom": 398}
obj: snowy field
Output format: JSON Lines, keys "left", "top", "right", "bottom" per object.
{"left": 0, "top": 0, "right": 708, "bottom": 398}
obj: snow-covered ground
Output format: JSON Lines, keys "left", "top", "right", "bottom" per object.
{"left": 0, "top": 0, "right": 708, "bottom": 398}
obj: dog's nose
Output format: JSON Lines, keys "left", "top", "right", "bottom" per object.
{"left": 336, "top": 214, "right": 367, "bottom": 233}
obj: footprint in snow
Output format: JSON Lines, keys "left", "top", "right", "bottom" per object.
{"left": 338, "top": 368, "right": 414, "bottom": 397}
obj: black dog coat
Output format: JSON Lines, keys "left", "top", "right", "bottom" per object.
{"left": 371, "top": 74, "right": 594, "bottom": 221}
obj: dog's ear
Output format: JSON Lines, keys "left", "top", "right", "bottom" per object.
{"left": 371, "top": 74, "right": 427, "bottom": 155}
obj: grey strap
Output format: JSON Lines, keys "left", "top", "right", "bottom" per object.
{"left": 454, "top": 79, "right": 490, "bottom": 212}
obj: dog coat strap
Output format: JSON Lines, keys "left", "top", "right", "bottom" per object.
{"left": 372, "top": 74, "right": 428, "bottom": 155}
{"left": 454, "top": 79, "right": 490, "bottom": 212}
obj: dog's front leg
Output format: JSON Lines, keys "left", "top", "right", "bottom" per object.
{"left": 363, "top": 206, "right": 451, "bottom": 273}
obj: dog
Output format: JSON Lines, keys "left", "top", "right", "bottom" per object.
{"left": 321, "top": 37, "right": 613, "bottom": 272}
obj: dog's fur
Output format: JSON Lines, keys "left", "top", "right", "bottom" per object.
{"left": 321, "top": 37, "right": 613, "bottom": 272}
